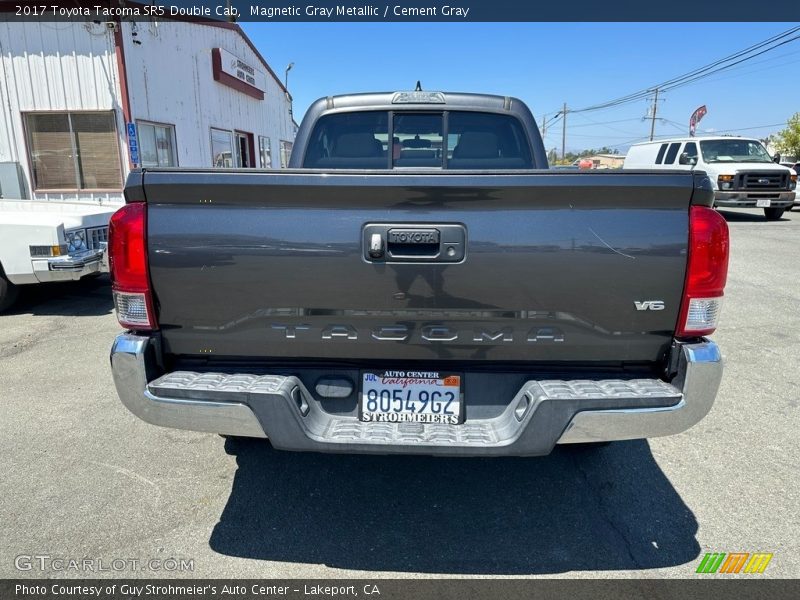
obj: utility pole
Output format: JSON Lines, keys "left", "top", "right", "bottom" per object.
{"left": 561, "top": 102, "right": 567, "bottom": 161}
{"left": 648, "top": 88, "right": 659, "bottom": 141}
{"left": 541, "top": 114, "right": 546, "bottom": 137}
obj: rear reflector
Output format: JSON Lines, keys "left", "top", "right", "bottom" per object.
{"left": 682, "top": 297, "right": 723, "bottom": 333}
{"left": 113, "top": 291, "right": 154, "bottom": 328}
{"left": 676, "top": 206, "right": 729, "bottom": 337}
{"left": 108, "top": 203, "right": 157, "bottom": 330}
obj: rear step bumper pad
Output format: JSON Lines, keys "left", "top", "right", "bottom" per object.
{"left": 110, "top": 335, "right": 722, "bottom": 456}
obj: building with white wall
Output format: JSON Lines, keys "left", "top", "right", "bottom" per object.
{"left": 0, "top": 17, "right": 295, "bottom": 205}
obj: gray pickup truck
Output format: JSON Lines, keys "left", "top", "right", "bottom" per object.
{"left": 109, "top": 91, "right": 728, "bottom": 456}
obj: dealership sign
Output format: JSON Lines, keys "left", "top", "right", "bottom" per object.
{"left": 212, "top": 48, "right": 267, "bottom": 99}
{"left": 219, "top": 48, "right": 266, "bottom": 91}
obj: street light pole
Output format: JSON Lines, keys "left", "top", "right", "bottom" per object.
{"left": 284, "top": 62, "right": 294, "bottom": 91}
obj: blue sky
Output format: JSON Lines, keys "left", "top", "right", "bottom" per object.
{"left": 241, "top": 22, "right": 800, "bottom": 153}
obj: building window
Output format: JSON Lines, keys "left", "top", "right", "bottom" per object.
{"left": 24, "top": 111, "right": 122, "bottom": 190}
{"left": 137, "top": 121, "right": 177, "bottom": 168}
{"left": 259, "top": 136, "right": 272, "bottom": 168}
{"left": 279, "top": 140, "right": 293, "bottom": 168}
{"left": 211, "top": 128, "right": 234, "bottom": 168}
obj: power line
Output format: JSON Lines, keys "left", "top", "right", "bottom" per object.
{"left": 681, "top": 48, "right": 800, "bottom": 82}
{"left": 604, "top": 121, "right": 788, "bottom": 149}
{"left": 653, "top": 29, "right": 800, "bottom": 92}
{"left": 541, "top": 28, "right": 800, "bottom": 152}
{"left": 659, "top": 33, "right": 800, "bottom": 94}
{"left": 565, "top": 133, "right": 642, "bottom": 139}
{"left": 662, "top": 119, "right": 688, "bottom": 132}
{"left": 711, "top": 122, "right": 786, "bottom": 133}
{"left": 537, "top": 32, "right": 800, "bottom": 141}
{"left": 570, "top": 26, "right": 800, "bottom": 114}
{"left": 565, "top": 49, "right": 800, "bottom": 120}
{"left": 567, "top": 118, "right": 642, "bottom": 129}
{"left": 570, "top": 113, "right": 642, "bottom": 135}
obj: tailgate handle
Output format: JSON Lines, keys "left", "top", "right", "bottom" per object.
{"left": 368, "top": 233, "right": 384, "bottom": 259}
{"left": 386, "top": 228, "right": 440, "bottom": 257}
{"left": 362, "top": 224, "right": 466, "bottom": 263}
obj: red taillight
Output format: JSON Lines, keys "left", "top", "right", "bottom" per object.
{"left": 109, "top": 203, "right": 157, "bottom": 330}
{"left": 676, "top": 206, "right": 729, "bottom": 337}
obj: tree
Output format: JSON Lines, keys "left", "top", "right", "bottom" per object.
{"left": 774, "top": 113, "right": 800, "bottom": 160}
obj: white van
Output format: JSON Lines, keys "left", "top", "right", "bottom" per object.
{"left": 624, "top": 137, "right": 797, "bottom": 220}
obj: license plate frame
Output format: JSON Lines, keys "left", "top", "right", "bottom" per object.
{"left": 359, "top": 370, "right": 464, "bottom": 425}
{"left": 756, "top": 198, "right": 772, "bottom": 208}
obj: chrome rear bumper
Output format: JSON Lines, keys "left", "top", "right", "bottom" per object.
{"left": 110, "top": 334, "right": 266, "bottom": 439}
{"left": 557, "top": 342, "right": 722, "bottom": 443}
{"left": 110, "top": 334, "right": 722, "bottom": 456}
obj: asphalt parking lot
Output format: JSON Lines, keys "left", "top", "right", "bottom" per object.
{"left": 1, "top": 207, "right": 798, "bottom": 579}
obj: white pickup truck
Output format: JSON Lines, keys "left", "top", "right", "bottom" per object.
{"left": 0, "top": 199, "right": 118, "bottom": 311}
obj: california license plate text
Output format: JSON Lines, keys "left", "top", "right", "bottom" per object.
{"left": 361, "top": 371, "right": 461, "bottom": 424}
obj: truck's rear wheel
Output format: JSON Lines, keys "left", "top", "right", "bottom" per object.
{"left": 764, "top": 207, "right": 785, "bottom": 220}
{"left": 0, "top": 271, "right": 19, "bottom": 313}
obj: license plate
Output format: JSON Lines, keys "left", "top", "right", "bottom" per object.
{"left": 360, "top": 370, "right": 462, "bottom": 424}
{"left": 757, "top": 198, "right": 771, "bottom": 207}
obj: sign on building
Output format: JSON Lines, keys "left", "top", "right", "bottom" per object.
{"left": 126, "top": 122, "right": 139, "bottom": 166}
{"left": 212, "top": 48, "right": 267, "bottom": 99}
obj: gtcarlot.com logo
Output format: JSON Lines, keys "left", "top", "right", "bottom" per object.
{"left": 696, "top": 552, "right": 773, "bottom": 574}
{"left": 14, "top": 555, "right": 194, "bottom": 573}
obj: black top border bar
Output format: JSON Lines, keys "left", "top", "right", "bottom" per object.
{"left": 2, "top": 0, "right": 799, "bottom": 22}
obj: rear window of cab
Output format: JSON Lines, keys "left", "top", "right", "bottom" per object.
{"left": 302, "top": 110, "right": 533, "bottom": 169}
